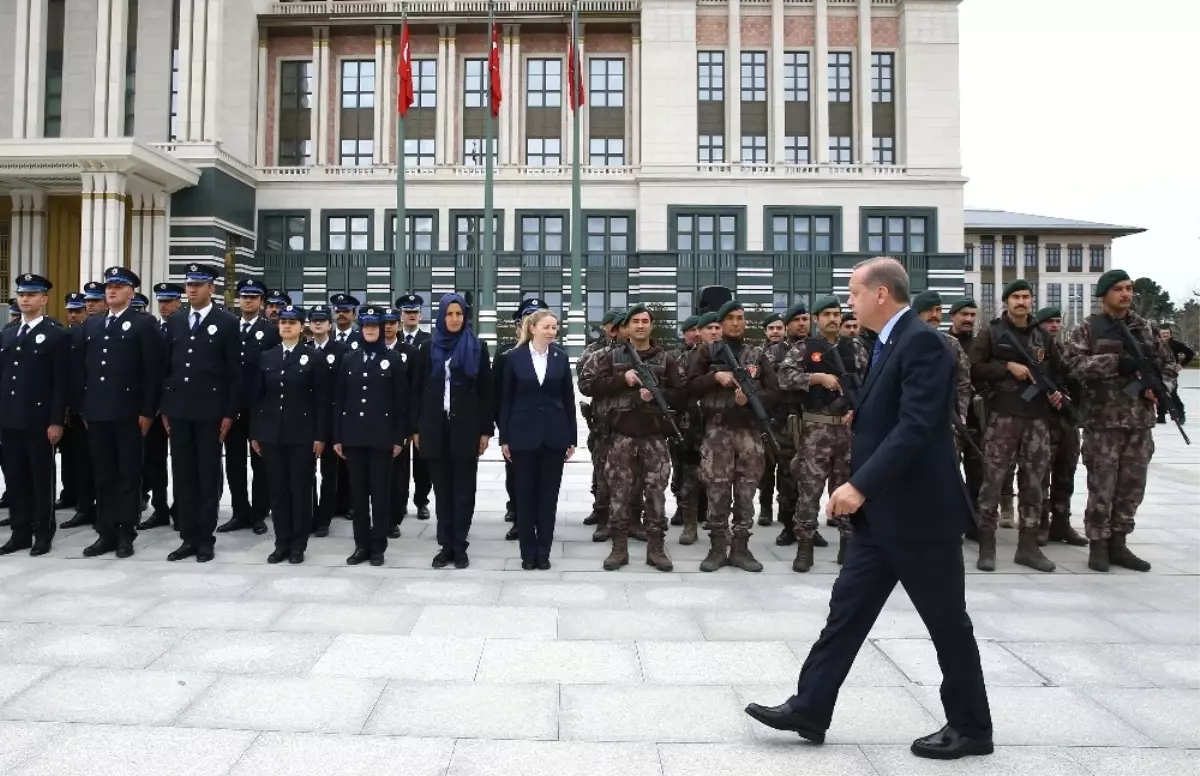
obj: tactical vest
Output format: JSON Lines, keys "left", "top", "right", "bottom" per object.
{"left": 700, "top": 339, "right": 766, "bottom": 417}
{"left": 800, "top": 335, "right": 858, "bottom": 414}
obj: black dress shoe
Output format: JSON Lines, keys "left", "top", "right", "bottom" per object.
{"left": 252, "top": 521, "right": 268, "bottom": 536}
{"left": 216, "top": 517, "right": 247, "bottom": 533}
{"left": 453, "top": 553, "right": 469, "bottom": 569}
{"left": 504, "top": 526, "right": 519, "bottom": 541}
{"left": 137, "top": 512, "right": 171, "bottom": 531}
{"left": 535, "top": 559, "right": 551, "bottom": 571}
{"left": 744, "top": 703, "right": 826, "bottom": 744}
{"left": 388, "top": 525, "right": 401, "bottom": 539}
{"left": 115, "top": 540, "right": 135, "bottom": 559}
{"left": 0, "top": 538, "right": 33, "bottom": 555}
{"left": 370, "top": 553, "right": 384, "bottom": 567}
{"left": 267, "top": 550, "right": 288, "bottom": 564}
{"left": 346, "top": 549, "right": 370, "bottom": 565}
{"left": 167, "top": 543, "right": 197, "bottom": 562}
{"left": 83, "top": 538, "right": 117, "bottom": 557}
{"left": 504, "top": 509, "right": 515, "bottom": 523}
{"left": 30, "top": 538, "right": 51, "bottom": 557}
{"left": 910, "top": 725, "right": 994, "bottom": 760}
{"left": 0, "top": 517, "right": 11, "bottom": 528}
{"left": 432, "top": 548, "right": 452, "bottom": 569}
{"left": 813, "top": 531, "right": 829, "bottom": 548}
{"left": 417, "top": 506, "right": 430, "bottom": 521}
{"left": 521, "top": 559, "right": 536, "bottom": 570}
{"left": 60, "top": 511, "right": 95, "bottom": 529}
{"left": 289, "top": 551, "right": 304, "bottom": 564}
{"left": 313, "top": 526, "right": 329, "bottom": 538}
{"left": 775, "top": 528, "right": 797, "bottom": 546}
{"left": 140, "top": 497, "right": 150, "bottom": 513}
{"left": 196, "top": 547, "right": 215, "bottom": 563}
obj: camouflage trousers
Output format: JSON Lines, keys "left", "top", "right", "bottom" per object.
{"left": 606, "top": 435, "right": 671, "bottom": 537}
{"left": 676, "top": 449, "right": 702, "bottom": 511}
{"left": 978, "top": 414, "right": 1050, "bottom": 531}
{"left": 760, "top": 439, "right": 798, "bottom": 525}
{"left": 959, "top": 427, "right": 984, "bottom": 509}
{"left": 791, "top": 418, "right": 852, "bottom": 539}
{"left": 700, "top": 425, "right": 765, "bottom": 539}
{"left": 1081, "top": 427, "right": 1153, "bottom": 540}
{"left": 591, "top": 435, "right": 612, "bottom": 518}
{"left": 1044, "top": 421, "right": 1080, "bottom": 518}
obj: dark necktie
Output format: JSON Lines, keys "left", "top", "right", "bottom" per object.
{"left": 405, "top": 333, "right": 414, "bottom": 345}
{"left": 106, "top": 315, "right": 117, "bottom": 332}
{"left": 17, "top": 323, "right": 29, "bottom": 341}
{"left": 338, "top": 332, "right": 346, "bottom": 342}
{"left": 160, "top": 321, "right": 167, "bottom": 333}
{"left": 242, "top": 322, "right": 250, "bottom": 335}
{"left": 283, "top": 348, "right": 293, "bottom": 364}
{"left": 868, "top": 338, "right": 885, "bottom": 378}
{"left": 191, "top": 312, "right": 201, "bottom": 333}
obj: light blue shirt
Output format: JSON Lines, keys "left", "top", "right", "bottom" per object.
{"left": 877, "top": 306, "right": 911, "bottom": 346}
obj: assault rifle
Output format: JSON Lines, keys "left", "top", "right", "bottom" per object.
{"left": 714, "top": 340, "right": 781, "bottom": 455}
{"left": 993, "top": 326, "right": 1081, "bottom": 425}
{"left": 623, "top": 342, "right": 683, "bottom": 443}
{"left": 823, "top": 339, "right": 863, "bottom": 412}
{"left": 1112, "top": 319, "right": 1190, "bottom": 444}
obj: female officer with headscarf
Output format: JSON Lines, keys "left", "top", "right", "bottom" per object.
{"left": 410, "top": 293, "right": 493, "bottom": 570}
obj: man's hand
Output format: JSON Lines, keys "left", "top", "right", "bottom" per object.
{"left": 412, "top": 433, "right": 420, "bottom": 452}
{"left": 393, "top": 444, "right": 402, "bottom": 458}
{"left": 250, "top": 440, "right": 261, "bottom": 455}
{"left": 639, "top": 388, "right": 653, "bottom": 403}
{"left": 826, "top": 482, "right": 865, "bottom": 518}
{"left": 334, "top": 443, "right": 345, "bottom": 459}
{"left": 715, "top": 371, "right": 737, "bottom": 388}
{"left": 841, "top": 412, "right": 854, "bottom": 427}
{"left": 733, "top": 388, "right": 748, "bottom": 406}
{"left": 624, "top": 369, "right": 641, "bottom": 387}
{"left": 1048, "top": 391, "right": 1064, "bottom": 410}
{"left": 1145, "top": 389, "right": 1158, "bottom": 404}
{"left": 313, "top": 440, "right": 325, "bottom": 457}
{"left": 161, "top": 416, "right": 170, "bottom": 435}
{"left": 502, "top": 443, "right": 511, "bottom": 461}
{"left": 47, "top": 424, "right": 63, "bottom": 446}
{"left": 1006, "top": 362, "right": 1032, "bottom": 382}
{"left": 219, "top": 417, "right": 233, "bottom": 442}
{"left": 812, "top": 373, "right": 842, "bottom": 392}
{"left": 138, "top": 416, "right": 153, "bottom": 437}
{"left": 478, "top": 435, "right": 489, "bottom": 456}
{"left": 565, "top": 445, "right": 576, "bottom": 461}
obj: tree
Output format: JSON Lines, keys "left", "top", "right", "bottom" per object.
{"left": 1131, "top": 277, "right": 1175, "bottom": 322}
{"left": 1175, "top": 299, "right": 1200, "bottom": 349}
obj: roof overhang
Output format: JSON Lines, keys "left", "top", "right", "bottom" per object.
{"left": 0, "top": 138, "right": 202, "bottom": 194}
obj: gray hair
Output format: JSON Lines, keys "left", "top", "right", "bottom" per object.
{"left": 856, "top": 257, "right": 910, "bottom": 303}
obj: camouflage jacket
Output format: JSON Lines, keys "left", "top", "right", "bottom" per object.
{"left": 765, "top": 336, "right": 804, "bottom": 427}
{"left": 577, "top": 340, "right": 683, "bottom": 437}
{"left": 969, "top": 313, "right": 1066, "bottom": 420}
{"left": 685, "top": 336, "right": 780, "bottom": 428}
{"left": 1063, "top": 311, "right": 1179, "bottom": 430}
{"left": 778, "top": 335, "right": 869, "bottom": 415}
{"left": 942, "top": 331, "right": 972, "bottom": 422}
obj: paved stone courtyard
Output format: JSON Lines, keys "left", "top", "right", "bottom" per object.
{"left": 0, "top": 377, "right": 1195, "bottom": 775}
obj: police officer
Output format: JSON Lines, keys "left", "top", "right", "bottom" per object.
{"left": 307, "top": 304, "right": 347, "bottom": 537}
{"left": 131, "top": 293, "right": 150, "bottom": 313}
{"left": 79, "top": 267, "right": 165, "bottom": 558}
{"left": 82, "top": 281, "right": 108, "bottom": 318}
{"left": 251, "top": 305, "right": 328, "bottom": 564}
{"left": 382, "top": 306, "right": 418, "bottom": 537}
{"left": 333, "top": 305, "right": 409, "bottom": 566}
{"left": 395, "top": 294, "right": 432, "bottom": 522}
{"left": 266, "top": 290, "right": 291, "bottom": 323}
{"left": 139, "top": 282, "right": 184, "bottom": 531}
{"left": 757, "top": 313, "right": 787, "bottom": 526}
{"left": 218, "top": 278, "right": 279, "bottom": 535}
{"left": 161, "top": 264, "right": 241, "bottom": 562}
{"left": 330, "top": 293, "right": 360, "bottom": 345}
{"left": 0, "top": 274, "right": 69, "bottom": 555}
{"left": 5, "top": 299, "right": 18, "bottom": 327}
{"left": 59, "top": 283, "right": 106, "bottom": 531}
{"left": 55, "top": 293, "right": 87, "bottom": 512}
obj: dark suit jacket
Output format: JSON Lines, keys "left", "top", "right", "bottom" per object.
{"left": 848, "top": 309, "right": 974, "bottom": 541}
{"left": 333, "top": 348, "right": 409, "bottom": 448}
{"left": 409, "top": 340, "right": 494, "bottom": 458}
{"left": 498, "top": 343, "right": 577, "bottom": 452}
{"left": 80, "top": 307, "right": 164, "bottom": 422}
{"left": 236, "top": 318, "right": 282, "bottom": 411}
{"left": 400, "top": 329, "right": 431, "bottom": 349}
{"left": 0, "top": 319, "right": 70, "bottom": 430}
{"left": 251, "top": 343, "right": 330, "bottom": 446}
{"left": 160, "top": 307, "right": 242, "bottom": 421}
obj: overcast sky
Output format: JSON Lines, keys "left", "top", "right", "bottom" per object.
{"left": 960, "top": 0, "right": 1199, "bottom": 302}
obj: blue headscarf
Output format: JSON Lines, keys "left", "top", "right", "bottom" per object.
{"left": 430, "top": 293, "right": 481, "bottom": 382}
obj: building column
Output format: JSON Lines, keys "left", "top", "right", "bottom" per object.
{"left": 186, "top": 0, "right": 207, "bottom": 140}
{"left": 312, "top": 26, "right": 329, "bottom": 165}
{"left": 770, "top": 0, "right": 784, "bottom": 164}
{"left": 435, "top": 28, "right": 447, "bottom": 165}
{"left": 444, "top": 26, "right": 456, "bottom": 164}
{"left": 856, "top": 0, "right": 872, "bottom": 163}
{"left": 94, "top": 0, "right": 129, "bottom": 137}
{"left": 381, "top": 26, "right": 393, "bottom": 165}
{"left": 508, "top": 25, "right": 520, "bottom": 164}
{"left": 1037, "top": 241, "right": 1046, "bottom": 303}
{"left": 373, "top": 27, "right": 385, "bottom": 164}
{"left": 726, "top": 0, "right": 740, "bottom": 163}
{"left": 256, "top": 30, "right": 269, "bottom": 166}
{"left": 9, "top": 191, "right": 47, "bottom": 278}
{"left": 175, "top": 0, "right": 194, "bottom": 139}
{"left": 12, "top": 0, "right": 49, "bottom": 137}
{"left": 151, "top": 192, "right": 170, "bottom": 286}
{"left": 128, "top": 190, "right": 169, "bottom": 289}
{"left": 80, "top": 172, "right": 128, "bottom": 285}
{"left": 630, "top": 24, "right": 640, "bottom": 166}
{"left": 202, "top": 0, "right": 221, "bottom": 141}
{"left": 814, "top": 0, "right": 829, "bottom": 164}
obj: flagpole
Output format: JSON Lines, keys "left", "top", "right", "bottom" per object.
{"left": 568, "top": 0, "right": 583, "bottom": 359}
{"left": 396, "top": 9, "right": 408, "bottom": 296}
{"left": 481, "top": 0, "right": 496, "bottom": 345}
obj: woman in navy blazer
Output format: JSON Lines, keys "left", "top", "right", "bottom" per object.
{"left": 498, "top": 310, "right": 577, "bottom": 570}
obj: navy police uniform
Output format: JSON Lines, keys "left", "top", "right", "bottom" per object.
{"left": 328, "top": 293, "right": 360, "bottom": 514}
{"left": 54, "top": 291, "right": 87, "bottom": 514}
{"left": 59, "top": 282, "right": 107, "bottom": 530}
{"left": 306, "top": 305, "right": 348, "bottom": 535}
{"left": 139, "top": 282, "right": 183, "bottom": 531}
{"left": 394, "top": 294, "right": 432, "bottom": 522}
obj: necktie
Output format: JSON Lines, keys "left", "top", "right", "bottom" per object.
{"left": 338, "top": 332, "right": 346, "bottom": 342}
{"left": 160, "top": 321, "right": 167, "bottom": 333}
{"left": 191, "top": 312, "right": 201, "bottom": 333}
{"left": 283, "top": 348, "right": 292, "bottom": 363}
{"left": 17, "top": 324, "right": 28, "bottom": 341}
{"left": 868, "top": 338, "right": 885, "bottom": 378}
{"left": 106, "top": 315, "right": 117, "bottom": 332}
{"left": 242, "top": 322, "right": 250, "bottom": 335}
{"left": 405, "top": 334, "right": 414, "bottom": 345}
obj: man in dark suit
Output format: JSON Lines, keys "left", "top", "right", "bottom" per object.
{"left": 161, "top": 264, "right": 241, "bottom": 562}
{"left": 58, "top": 282, "right": 106, "bottom": 531}
{"left": 218, "top": 278, "right": 279, "bottom": 535}
{"left": 54, "top": 292, "right": 87, "bottom": 514}
{"left": 745, "top": 257, "right": 993, "bottom": 761}
{"left": 0, "top": 274, "right": 70, "bottom": 555}
{"left": 307, "top": 304, "right": 347, "bottom": 536}
{"left": 139, "top": 282, "right": 184, "bottom": 531}
{"left": 79, "top": 266, "right": 165, "bottom": 558}
{"left": 394, "top": 294, "right": 432, "bottom": 522}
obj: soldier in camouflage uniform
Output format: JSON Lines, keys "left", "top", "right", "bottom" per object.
{"left": 1063, "top": 269, "right": 1179, "bottom": 572}
{"left": 670, "top": 315, "right": 701, "bottom": 526}
{"left": 1032, "top": 306, "right": 1088, "bottom": 547}
{"left": 687, "top": 300, "right": 780, "bottom": 572}
{"left": 579, "top": 305, "right": 684, "bottom": 572}
{"left": 580, "top": 311, "right": 621, "bottom": 528}
{"left": 578, "top": 311, "right": 626, "bottom": 542}
{"left": 947, "top": 298, "right": 984, "bottom": 515}
{"left": 777, "top": 295, "right": 867, "bottom": 572}
{"left": 674, "top": 311, "right": 723, "bottom": 544}
{"left": 968, "top": 279, "right": 1066, "bottom": 573}
{"left": 913, "top": 291, "right": 972, "bottom": 436}
{"left": 757, "top": 313, "right": 787, "bottom": 526}
{"left": 838, "top": 311, "right": 859, "bottom": 339}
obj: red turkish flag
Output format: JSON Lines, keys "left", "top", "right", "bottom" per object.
{"left": 567, "top": 16, "right": 585, "bottom": 110}
{"left": 488, "top": 22, "right": 502, "bottom": 118}
{"left": 398, "top": 20, "right": 414, "bottom": 117}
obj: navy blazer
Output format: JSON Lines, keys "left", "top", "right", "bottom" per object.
{"left": 847, "top": 310, "right": 975, "bottom": 542}
{"left": 498, "top": 343, "right": 577, "bottom": 452}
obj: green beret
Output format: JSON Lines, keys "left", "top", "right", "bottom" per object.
{"left": 912, "top": 290, "right": 943, "bottom": 315}
{"left": 810, "top": 295, "right": 841, "bottom": 316}
{"left": 1002, "top": 279, "right": 1033, "bottom": 300}
{"left": 762, "top": 313, "right": 783, "bottom": 328}
{"left": 1035, "top": 306, "right": 1062, "bottom": 325}
{"left": 680, "top": 315, "right": 700, "bottom": 332}
{"left": 1095, "top": 269, "right": 1130, "bottom": 297}
{"left": 625, "top": 303, "right": 652, "bottom": 323}
{"left": 949, "top": 298, "right": 977, "bottom": 315}
{"left": 697, "top": 312, "right": 720, "bottom": 328}
{"left": 717, "top": 300, "right": 744, "bottom": 321}
{"left": 612, "top": 311, "right": 629, "bottom": 327}
{"left": 783, "top": 301, "right": 808, "bottom": 323}
{"left": 600, "top": 310, "right": 621, "bottom": 326}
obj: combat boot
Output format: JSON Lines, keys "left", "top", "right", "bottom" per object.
{"left": 775, "top": 523, "right": 797, "bottom": 546}
{"left": 1048, "top": 511, "right": 1088, "bottom": 546}
{"left": 836, "top": 536, "right": 849, "bottom": 566}
{"left": 999, "top": 500, "right": 1015, "bottom": 529}
{"left": 592, "top": 513, "right": 610, "bottom": 543}
{"left": 679, "top": 507, "right": 699, "bottom": 546}
{"left": 1036, "top": 512, "right": 1050, "bottom": 547}
{"left": 645, "top": 534, "right": 674, "bottom": 572}
{"left": 1014, "top": 528, "right": 1056, "bottom": 572}
{"left": 603, "top": 533, "right": 629, "bottom": 571}
{"left": 757, "top": 499, "right": 773, "bottom": 527}
{"left": 792, "top": 537, "right": 814, "bottom": 573}
{"left": 976, "top": 528, "right": 996, "bottom": 572}
{"left": 728, "top": 535, "right": 764, "bottom": 572}
{"left": 1109, "top": 533, "right": 1151, "bottom": 572}
{"left": 583, "top": 509, "right": 600, "bottom": 526}
{"left": 629, "top": 516, "right": 647, "bottom": 543}
{"left": 699, "top": 532, "right": 729, "bottom": 572}
{"left": 1088, "top": 539, "right": 1110, "bottom": 572}
{"left": 670, "top": 504, "right": 684, "bottom": 526}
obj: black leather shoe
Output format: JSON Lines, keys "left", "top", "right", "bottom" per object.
{"left": 504, "top": 526, "right": 519, "bottom": 541}
{"left": 417, "top": 506, "right": 430, "bottom": 521}
{"left": 30, "top": 538, "right": 51, "bottom": 557}
{"left": 813, "top": 531, "right": 829, "bottom": 548}
{"left": 0, "top": 494, "right": 10, "bottom": 509}
{"left": 289, "top": 551, "right": 304, "bottom": 564}
{"left": 0, "top": 538, "right": 32, "bottom": 555}
{"left": 535, "top": 559, "right": 551, "bottom": 571}
{"left": 582, "top": 512, "right": 599, "bottom": 526}
{"left": 196, "top": 547, "right": 215, "bottom": 563}
{"left": 167, "top": 543, "right": 197, "bottom": 562}
{"left": 140, "top": 496, "right": 150, "bottom": 513}
{"left": 60, "top": 511, "right": 95, "bottom": 529}
{"left": 251, "top": 521, "right": 268, "bottom": 536}
{"left": 504, "top": 509, "right": 515, "bottom": 523}
{"left": 313, "top": 526, "right": 329, "bottom": 538}
{"left": 267, "top": 550, "right": 288, "bottom": 564}
{"left": 0, "top": 517, "right": 11, "bottom": 528}
{"left": 83, "top": 538, "right": 116, "bottom": 557}
{"left": 910, "top": 725, "right": 994, "bottom": 760}
{"left": 454, "top": 553, "right": 469, "bottom": 569}
{"left": 388, "top": 525, "right": 401, "bottom": 539}
{"left": 216, "top": 517, "right": 247, "bottom": 533}
{"left": 521, "top": 560, "right": 536, "bottom": 570}
{"left": 432, "top": 549, "right": 452, "bottom": 569}
{"left": 369, "top": 553, "right": 384, "bottom": 567}
{"left": 775, "top": 528, "right": 797, "bottom": 546}
{"left": 115, "top": 540, "right": 135, "bottom": 559}
{"left": 137, "top": 512, "right": 171, "bottom": 531}
{"left": 346, "top": 549, "right": 370, "bottom": 565}
{"left": 744, "top": 703, "right": 826, "bottom": 744}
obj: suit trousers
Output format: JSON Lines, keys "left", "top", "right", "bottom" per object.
{"left": 142, "top": 415, "right": 170, "bottom": 513}
{"left": 396, "top": 443, "right": 433, "bottom": 509}
{"left": 170, "top": 418, "right": 224, "bottom": 551}
{"left": 89, "top": 419, "right": 143, "bottom": 543}
{"left": 345, "top": 446, "right": 394, "bottom": 554}
{"left": 312, "top": 447, "right": 340, "bottom": 530}
{"left": 67, "top": 416, "right": 96, "bottom": 516}
{"left": 430, "top": 450, "right": 479, "bottom": 555}
{"left": 511, "top": 446, "right": 566, "bottom": 564}
{"left": 58, "top": 427, "right": 76, "bottom": 504}
{"left": 787, "top": 520, "right": 992, "bottom": 738}
{"left": 224, "top": 412, "right": 269, "bottom": 522}
{"left": 263, "top": 443, "right": 315, "bottom": 553}
{"left": 504, "top": 460, "right": 516, "bottom": 512}
{"left": 1, "top": 429, "right": 56, "bottom": 543}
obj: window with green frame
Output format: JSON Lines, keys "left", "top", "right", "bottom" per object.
{"left": 584, "top": 213, "right": 633, "bottom": 267}
{"left": 671, "top": 209, "right": 741, "bottom": 252}
{"left": 766, "top": 209, "right": 837, "bottom": 252}
{"left": 862, "top": 210, "right": 934, "bottom": 254}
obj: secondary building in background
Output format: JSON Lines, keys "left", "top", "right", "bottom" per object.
{"left": 0, "top": 0, "right": 965, "bottom": 336}
{"left": 963, "top": 209, "right": 1145, "bottom": 325}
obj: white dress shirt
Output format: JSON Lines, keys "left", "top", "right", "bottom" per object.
{"left": 240, "top": 315, "right": 259, "bottom": 333}
{"left": 530, "top": 344, "right": 549, "bottom": 385}
{"left": 877, "top": 306, "right": 911, "bottom": 346}
{"left": 19, "top": 315, "right": 44, "bottom": 333}
{"left": 189, "top": 303, "right": 214, "bottom": 327}
{"left": 443, "top": 359, "right": 453, "bottom": 412}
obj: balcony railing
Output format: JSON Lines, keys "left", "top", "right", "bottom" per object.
{"left": 265, "top": 0, "right": 641, "bottom": 16}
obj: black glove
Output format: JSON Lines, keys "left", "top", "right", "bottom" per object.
{"left": 1117, "top": 355, "right": 1140, "bottom": 375}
